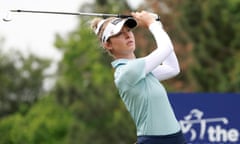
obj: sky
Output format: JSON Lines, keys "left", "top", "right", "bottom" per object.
{"left": 0, "top": 0, "right": 143, "bottom": 61}
{"left": 0, "top": 0, "right": 92, "bottom": 61}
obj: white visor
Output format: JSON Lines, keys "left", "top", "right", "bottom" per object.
{"left": 101, "top": 18, "right": 137, "bottom": 43}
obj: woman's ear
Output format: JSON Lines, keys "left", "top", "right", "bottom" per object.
{"left": 102, "top": 41, "right": 112, "bottom": 51}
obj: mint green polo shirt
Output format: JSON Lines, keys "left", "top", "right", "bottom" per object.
{"left": 111, "top": 58, "right": 180, "bottom": 136}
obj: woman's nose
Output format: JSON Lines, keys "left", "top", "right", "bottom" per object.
{"left": 123, "top": 31, "right": 131, "bottom": 38}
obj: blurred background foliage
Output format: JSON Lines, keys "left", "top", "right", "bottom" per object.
{"left": 0, "top": 0, "right": 239, "bottom": 143}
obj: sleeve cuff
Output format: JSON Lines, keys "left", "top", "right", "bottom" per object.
{"left": 148, "top": 21, "right": 163, "bottom": 32}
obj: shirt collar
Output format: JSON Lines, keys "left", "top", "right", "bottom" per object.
{"left": 111, "top": 59, "right": 129, "bottom": 68}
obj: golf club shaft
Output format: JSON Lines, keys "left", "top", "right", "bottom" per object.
{"left": 10, "top": 9, "right": 132, "bottom": 18}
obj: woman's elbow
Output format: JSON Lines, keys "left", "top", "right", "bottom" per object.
{"left": 171, "top": 67, "right": 180, "bottom": 77}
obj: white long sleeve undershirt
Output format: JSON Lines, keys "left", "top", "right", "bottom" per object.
{"left": 144, "top": 21, "right": 180, "bottom": 81}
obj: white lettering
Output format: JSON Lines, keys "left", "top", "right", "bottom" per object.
{"left": 228, "top": 129, "right": 239, "bottom": 142}
{"left": 208, "top": 125, "right": 239, "bottom": 142}
{"left": 208, "top": 126, "right": 216, "bottom": 141}
{"left": 180, "top": 109, "right": 240, "bottom": 143}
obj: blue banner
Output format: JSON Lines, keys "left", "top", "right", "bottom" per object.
{"left": 169, "top": 93, "right": 240, "bottom": 144}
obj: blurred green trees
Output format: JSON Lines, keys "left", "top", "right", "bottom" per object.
{"left": 179, "top": 0, "right": 240, "bottom": 92}
{"left": 0, "top": 48, "right": 50, "bottom": 117}
{"left": 0, "top": 96, "right": 73, "bottom": 144}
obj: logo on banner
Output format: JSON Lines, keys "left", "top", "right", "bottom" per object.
{"left": 179, "top": 109, "right": 239, "bottom": 143}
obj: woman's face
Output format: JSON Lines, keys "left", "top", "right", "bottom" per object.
{"left": 106, "top": 26, "right": 136, "bottom": 59}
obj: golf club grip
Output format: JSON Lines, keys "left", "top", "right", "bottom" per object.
{"left": 118, "top": 14, "right": 160, "bottom": 21}
{"left": 117, "top": 15, "right": 132, "bottom": 18}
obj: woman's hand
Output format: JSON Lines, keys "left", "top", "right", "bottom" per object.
{"left": 131, "top": 11, "right": 156, "bottom": 28}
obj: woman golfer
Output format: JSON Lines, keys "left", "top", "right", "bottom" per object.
{"left": 91, "top": 11, "right": 186, "bottom": 144}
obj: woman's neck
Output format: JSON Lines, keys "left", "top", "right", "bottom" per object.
{"left": 114, "top": 53, "right": 136, "bottom": 60}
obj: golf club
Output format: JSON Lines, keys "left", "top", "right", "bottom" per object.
{"left": 2, "top": 9, "right": 160, "bottom": 22}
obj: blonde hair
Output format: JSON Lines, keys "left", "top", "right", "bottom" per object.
{"left": 90, "top": 17, "right": 115, "bottom": 41}
{"left": 90, "top": 17, "right": 115, "bottom": 56}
